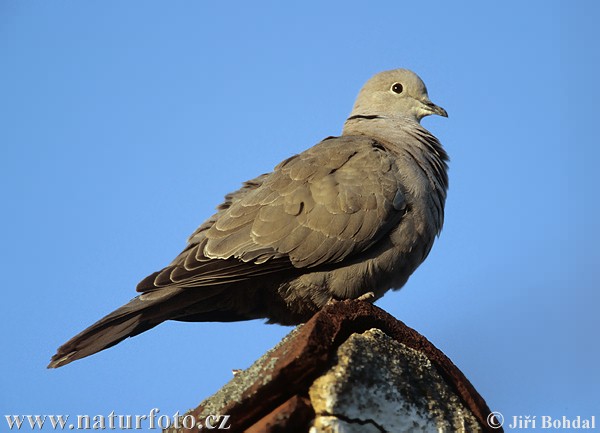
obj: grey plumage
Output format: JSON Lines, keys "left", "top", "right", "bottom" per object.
{"left": 48, "top": 69, "right": 448, "bottom": 368}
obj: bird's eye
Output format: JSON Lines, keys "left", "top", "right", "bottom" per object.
{"left": 391, "top": 83, "right": 403, "bottom": 94}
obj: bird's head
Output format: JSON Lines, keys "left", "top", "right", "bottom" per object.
{"left": 348, "top": 69, "right": 447, "bottom": 124}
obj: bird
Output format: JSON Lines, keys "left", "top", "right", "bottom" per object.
{"left": 48, "top": 68, "right": 449, "bottom": 368}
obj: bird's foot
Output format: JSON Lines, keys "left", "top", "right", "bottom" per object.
{"left": 357, "top": 291, "right": 376, "bottom": 302}
{"left": 325, "top": 297, "right": 339, "bottom": 306}
{"left": 325, "top": 291, "right": 375, "bottom": 307}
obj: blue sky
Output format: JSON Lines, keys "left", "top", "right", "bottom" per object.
{"left": 1, "top": 0, "right": 598, "bottom": 429}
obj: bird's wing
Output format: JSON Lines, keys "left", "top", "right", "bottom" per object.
{"left": 137, "top": 135, "right": 406, "bottom": 293}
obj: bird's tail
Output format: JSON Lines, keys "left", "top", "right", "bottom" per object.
{"left": 48, "top": 288, "right": 183, "bottom": 368}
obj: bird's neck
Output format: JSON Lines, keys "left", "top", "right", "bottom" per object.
{"left": 342, "top": 115, "right": 446, "bottom": 164}
{"left": 342, "top": 114, "right": 448, "bottom": 185}
{"left": 342, "top": 115, "right": 449, "bottom": 235}
{"left": 342, "top": 114, "right": 420, "bottom": 137}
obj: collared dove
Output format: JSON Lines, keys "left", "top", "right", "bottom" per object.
{"left": 49, "top": 69, "right": 448, "bottom": 368}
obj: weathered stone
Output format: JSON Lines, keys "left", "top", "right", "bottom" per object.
{"left": 164, "top": 300, "right": 499, "bottom": 433}
{"left": 309, "top": 328, "right": 481, "bottom": 432}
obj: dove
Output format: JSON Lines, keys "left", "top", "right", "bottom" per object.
{"left": 49, "top": 69, "right": 448, "bottom": 368}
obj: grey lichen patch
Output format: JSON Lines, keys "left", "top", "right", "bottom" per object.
{"left": 309, "top": 328, "right": 481, "bottom": 433}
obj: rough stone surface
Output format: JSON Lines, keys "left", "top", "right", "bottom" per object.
{"left": 309, "top": 328, "right": 481, "bottom": 432}
{"left": 164, "top": 300, "right": 500, "bottom": 433}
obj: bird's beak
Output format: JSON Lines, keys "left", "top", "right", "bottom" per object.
{"left": 423, "top": 100, "right": 448, "bottom": 118}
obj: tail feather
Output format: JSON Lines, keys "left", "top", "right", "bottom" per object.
{"left": 47, "top": 285, "right": 196, "bottom": 368}
{"left": 48, "top": 285, "right": 243, "bottom": 368}
{"left": 48, "top": 297, "right": 161, "bottom": 368}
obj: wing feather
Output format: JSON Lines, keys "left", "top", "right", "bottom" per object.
{"left": 137, "top": 135, "right": 406, "bottom": 294}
